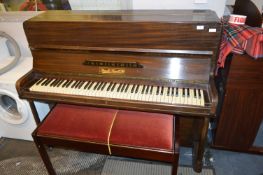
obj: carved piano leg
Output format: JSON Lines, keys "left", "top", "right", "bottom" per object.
{"left": 192, "top": 117, "right": 209, "bottom": 173}
{"left": 29, "top": 100, "right": 41, "bottom": 125}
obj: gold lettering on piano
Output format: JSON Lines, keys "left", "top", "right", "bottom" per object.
{"left": 99, "top": 67, "right": 125, "bottom": 74}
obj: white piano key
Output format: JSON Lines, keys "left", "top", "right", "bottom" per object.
{"left": 189, "top": 89, "right": 195, "bottom": 105}
{"left": 125, "top": 85, "right": 133, "bottom": 100}
{"left": 196, "top": 89, "right": 201, "bottom": 106}
{"left": 134, "top": 85, "right": 143, "bottom": 101}
{"left": 100, "top": 82, "right": 111, "bottom": 97}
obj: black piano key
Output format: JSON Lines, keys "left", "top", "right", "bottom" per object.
{"left": 73, "top": 80, "right": 80, "bottom": 88}
{"left": 74, "top": 81, "right": 81, "bottom": 88}
{"left": 176, "top": 88, "right": 178, "bottom": 96}
{"left": 101, "top": 82, "right": 107, "bottom": 90}
{"left": 117, "top": 83, "right": 122, "bottom": 92}
{"left": 161, "top": 86, "right": 164, "bottom": 95}
{"left": 75, "top": 80, "right": 82, "bottom": 88}
{"left": 194, "top": 88, "right": 197, "bottom": 98}
{"left": 80, "top": 81, "right": 86, "bottom": 88}
{"left": 67, "top": 80, "right": 74, "bottom": 88}
{"left": 45, "top": 79, "right": 55, "bottom": 86}
{"left": 78, "top": 81, "right": 85, "bottom": 89}
{"left": 56, "top": 79, "right": 64, "bottom": 87}
{"left": 150, "top": 86, "right": 153, "bottom": 94}
{"left": 87, "top": 81, "right": 94, "bottom": 90}
{"left": 145, "top": 85, "right": 149, "bottom": 94}
{"left": 135, "top": 85, "right": 139, "bottom": 93}
{"left": 61, "top": 80, "right": 69, "bottom": 88}
{"left": 141, "top": 85, "right": 146, "bottom": 94}
{"left": 111, "top": 83, "right": 117, "bottom": 91}
{"left": 41, "top": 78, "right": 50, "bottom": 86}
{"left": 156, "top": 86, "right": 160, "bottom": 95}
{"left": 71, "top": 80, "right": 78, "bottom": 88}
{"left": 187, "top": 88, "right": 190, "bottom": 97}
{"left": 97, "top": 82, "right": 104, "bottom": 90}
{"left": 171, "top": 87, "right": 175, "bottom": 96}
{"left": 124, "top": 84, "right": 129, "bottom": 92}
{"left": 84, "top": 81, "right": 90, "bottom": 89}
{"left": 55, "top": 79, "right": 62, "bottom": 87}
{"left": 64, "top": 80, "right": 71, "bottom": 87}
{"left": 44, "top": 78, "right": 53, "bottom": 86}
{"left": 35, "top": 78, "right": 45, "bottom": 85}
{"left": 167, "top": 87, "right": 170, "bottom": 96}
{"left": 121, "top": 84, "right": 126, "bottom": 92}
{"left": 107, "top": 83, "right": 113, "bottom": 91}
{"left": 49, "top": 79, "right": 57, "bottom": 86}
{"left": 71, "top": 81, "right": 78, "bottom": 88}
{"left": 51, "top": 79, "right": 59, "bottom": 87}
{"left": 52, "top": 79, "right": 60, "bottom": 87}
{"left": 93, "top": 82, "right": 100, "bottom": 90}
{"left": 131, "top": 84, "right": 135, "bottom": 93}
{"left": 182, "top": 88, "right": 185, "bottom": 97}
{"left": 66, "top": 80, "right": 74, "bottom": 88}
{"left": 47, "top": 79, "right": 55, "bottom": 86}
{"left": 198, "top": 89, "right": 201, "bottom": 98}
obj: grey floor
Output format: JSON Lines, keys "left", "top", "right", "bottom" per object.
{"left": 180, "top": 147, "right": 263, "bottom": 175}
{"left": 0, "top": 138, "right": 263, "bottom": 175}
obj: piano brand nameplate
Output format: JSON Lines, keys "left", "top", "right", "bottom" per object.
{"left": 99, "top": 67, "right": 125, "bottom": 74}
{"left": 83, "top": 60, "right": 143, "bottom": 68}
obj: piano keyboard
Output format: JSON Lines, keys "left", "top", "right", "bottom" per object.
{"left": 30, "top": 78, "right": 206, "bottom": 106}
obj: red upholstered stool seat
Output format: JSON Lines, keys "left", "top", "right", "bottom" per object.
{"left": 37, "top": 104, "right": 118, "bottom": 144}
{"left": 34, "top": 104, "right": 179, "bottom": 175}
{"left": 110, "top": 110, "right": 173, "bottom": 152}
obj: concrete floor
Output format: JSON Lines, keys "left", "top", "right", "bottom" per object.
{"left": 180, "top": 147, "right": 263, "bottom": 175}
{"left": 0, "top": 138, "right": 263, "bottom": 175}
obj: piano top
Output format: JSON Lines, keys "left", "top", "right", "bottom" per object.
{"left": 26, "top": 10, "right": 219, "bottom": 23}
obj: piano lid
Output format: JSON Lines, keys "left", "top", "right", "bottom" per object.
{"left": 26, "top": 10, "right": 219, "bottom": 23}
{"left": 23, "top": 10, "right": 221, "bottom": 54}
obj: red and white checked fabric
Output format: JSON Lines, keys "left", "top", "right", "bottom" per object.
{"left": 217, "top": 17, "right": 263, "bottom": 73}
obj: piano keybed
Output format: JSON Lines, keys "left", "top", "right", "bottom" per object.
{"left": 29, "top": 77, "right": 207, "bottom": 107}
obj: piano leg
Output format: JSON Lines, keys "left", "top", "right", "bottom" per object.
{"left": 29, "top": 100, "right": 41, "bottom": 124}
{"left": 192, "top": 117, "right": 209, "bottom": 173}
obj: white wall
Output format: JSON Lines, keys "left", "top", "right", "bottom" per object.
{"left": 68, "top": 0, "right": 228, "bottom": 17}
{"left": 132, "top": 0, "right": 227, "bottom": 17}
{"left": 69, "top": 0, "right": 133, "bottom": 10}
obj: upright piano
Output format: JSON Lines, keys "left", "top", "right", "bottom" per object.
{"left": 16, "top": 10, "right": 221, "bottom": 172}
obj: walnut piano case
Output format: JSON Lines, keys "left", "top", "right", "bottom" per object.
{"left": 16, "top": 10, "right": 221, "bottom": 173}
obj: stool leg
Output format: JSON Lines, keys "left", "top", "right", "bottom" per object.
{"left": 33, "top": 136, "right": 56, "bottom": 175}
{"left": 172, "top": 158, "right": 179, "bottom": 175}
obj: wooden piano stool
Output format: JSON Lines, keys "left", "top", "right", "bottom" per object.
{"left": 32, "top": 104, "right": 180, "bottom": 175}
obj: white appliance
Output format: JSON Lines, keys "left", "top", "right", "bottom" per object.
{"left": 0, "top": 11, "right": 43, "bottom": 57}
{"left": 0, "top": 56, "right": 50, "bottom": 141}
{"left": 0, "top": 12, "right": 49, "bottom": 141}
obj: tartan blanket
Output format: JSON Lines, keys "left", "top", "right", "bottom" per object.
{"left": 217, "top": 17, "right": 263, "bottom": 72}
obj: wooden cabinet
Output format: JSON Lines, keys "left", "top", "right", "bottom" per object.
{"left": 214, "top": 54, "right": 263, "bottom": 153}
